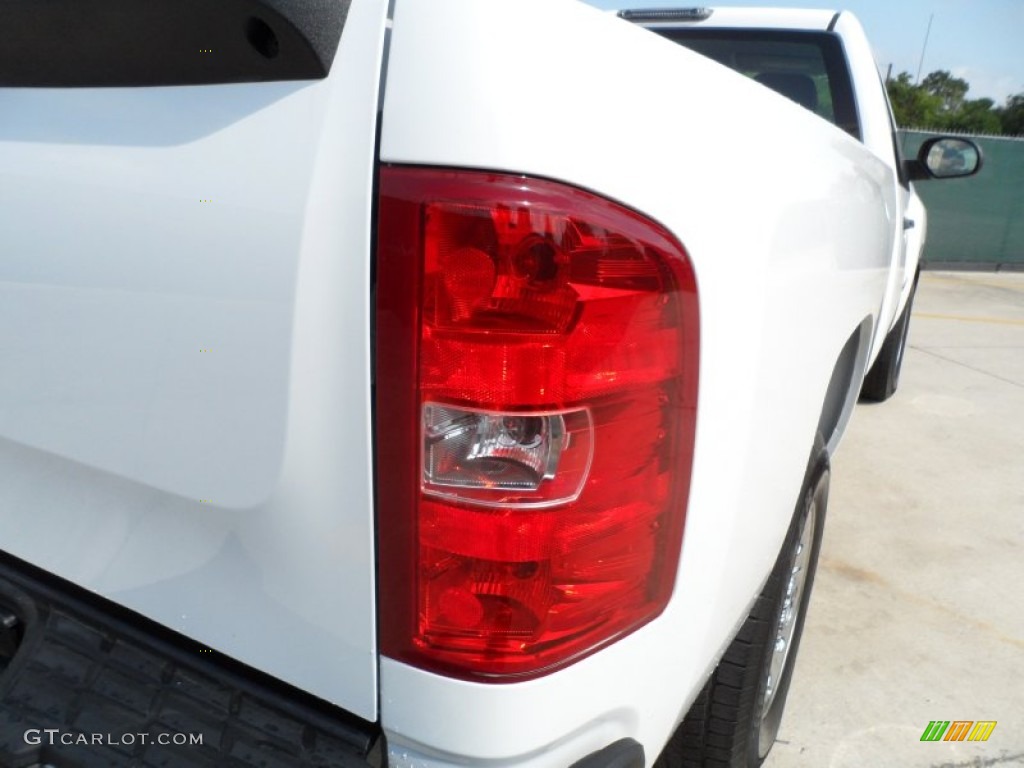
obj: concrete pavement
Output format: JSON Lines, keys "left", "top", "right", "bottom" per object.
{"left": 763, "top": 272, "right": 1024, "bottom": 768}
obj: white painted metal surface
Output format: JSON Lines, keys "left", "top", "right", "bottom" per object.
{"left": 0, "top": 0, "right": 390, "bottom": 722}
{"left": 1, "top": 0, "right": 911, "bottom": 762}
{"left": 379, "top": 0, "right": 894, "bottom": 763}
{"left": 638, "top": 7, "right": 918, "bottom": 362}
{"left": 830, "top": 10, "right": 909, "bottom": 361}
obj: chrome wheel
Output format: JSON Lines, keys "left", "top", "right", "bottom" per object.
{"left": 759, "top": 498, "right": 817, "bottom": 753}
{"left": 654, "top": 436, "right": 829, "bottom": 768}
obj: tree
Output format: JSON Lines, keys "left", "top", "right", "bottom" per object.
{"left": 886, "top": 69, "right": 1010, "bottom": 134}
{"left": 997, "top": 93, "right": 1024, "bottom": 136}
{"left": 886, "top": 71, "right": 942, "bottom": 127}
{"left": 947, "top": 98, "right": 1002, "bottom": 134}
{"left": 921, "top": 70, "right": 970, "bottom": 115}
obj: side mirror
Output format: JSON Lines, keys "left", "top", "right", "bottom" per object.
{"left": 906, "top": 137, "right": 983, "bottom": 181}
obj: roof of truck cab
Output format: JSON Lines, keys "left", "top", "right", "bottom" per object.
{"left": 618, "top": 7, "right": 841, "bottom": 32}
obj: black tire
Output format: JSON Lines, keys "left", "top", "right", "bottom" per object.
{"left": 860, "top": 274, "right": 919, "bottom": 402}
{"left": 655, "top": 435, "right": 830, "bottom": 768}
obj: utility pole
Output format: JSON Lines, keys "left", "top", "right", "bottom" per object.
{"left": 915, "top": 13, "right": 934, "bottom": 84}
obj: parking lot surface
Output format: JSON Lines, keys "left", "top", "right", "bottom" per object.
{"left": 763, "top": 271, "right": 1024, "bottom": 768}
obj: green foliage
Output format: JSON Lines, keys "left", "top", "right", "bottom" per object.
{"left": 948, "top": 99, "right": 1002, "bottom": 134}
{"left": 887, "top": 72, "right": 943, "bottom": 127}
{"left": 885, "top": 69, "right": 1021, "bottom": 136}
{"left": 921, "top": 70, "right": 969, "bottom": 114}
{"left": 996, "top": 94, "right": 1024, "bottom": 136}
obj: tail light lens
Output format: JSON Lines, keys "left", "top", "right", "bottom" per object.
{"left": 376, "top": 167, "right": 698, "bottom": 680}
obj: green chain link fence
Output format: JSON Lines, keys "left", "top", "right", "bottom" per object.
{"left": 900, "top": 130, "right": 1024, "bottom": 270}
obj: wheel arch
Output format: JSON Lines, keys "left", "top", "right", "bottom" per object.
{"left": 817, "top": 316, "right": 874, "bottom": 456}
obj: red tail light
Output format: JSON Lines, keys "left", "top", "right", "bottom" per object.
{"left": 376, "top": 167, "right": 698, "bottom": 680}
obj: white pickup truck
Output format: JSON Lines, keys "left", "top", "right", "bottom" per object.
{"left": 0, "top": 2, "right": 979, "bottom": 767}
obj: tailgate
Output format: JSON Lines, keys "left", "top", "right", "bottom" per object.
{"left": 0, "top": 0, "right": 387, "bottom": 722}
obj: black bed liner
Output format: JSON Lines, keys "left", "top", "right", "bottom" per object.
{"left": 0, "top": 0, "right": 351, "bottom": 87}
{"left": 0, "top": 551, "right": 381, "bottom": 768}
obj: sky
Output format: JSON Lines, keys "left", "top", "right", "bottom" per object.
{"left": 581, "top": 0, "right": 1024, "bottom": 104}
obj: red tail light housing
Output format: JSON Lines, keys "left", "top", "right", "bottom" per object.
{"left": 376, "top": 167, "right": 698, "bottom": 681}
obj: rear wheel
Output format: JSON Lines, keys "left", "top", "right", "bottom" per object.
{"left": 655, "top": 436, "right": 829, "bottom": 768}
{"left": 861, "top": 273, "right": 919, "bottom": 402}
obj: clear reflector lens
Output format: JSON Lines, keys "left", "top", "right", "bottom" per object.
{"left": 423, "top": 405, "right": 593, "bottom": 507}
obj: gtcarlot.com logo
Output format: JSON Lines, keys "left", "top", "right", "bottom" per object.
{"left": 24, "top": 729, "right": 204, "bottom": 747}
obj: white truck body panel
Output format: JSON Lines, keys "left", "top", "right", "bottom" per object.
{"left": 634, "top": 6, "right": 921, "bottom": 385}
{"left": 830, "top": 10, "right": 910, "bottom": 361}
{"left": 0, "top": 0, "right": 950, "bottom": 765}
{"left": 379, "top": 0, "right": 892, "bottom": 762}
{"left": 0, "top": 0, "right": 390, "bottom": 721}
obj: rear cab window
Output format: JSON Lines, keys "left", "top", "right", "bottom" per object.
{"left": 653, "top": 29, "right": 862, "bottom": 141}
